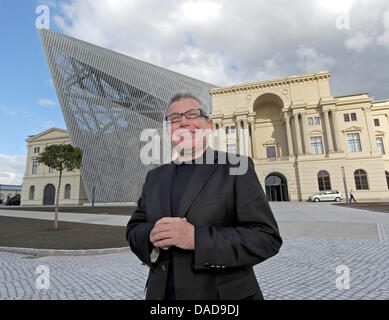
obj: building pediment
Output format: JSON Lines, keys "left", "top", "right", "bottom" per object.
{"left": 26, "top": 127, "right": 69, "bottom": 142}
{"left": 308, "top": 129, "right": 323, "bottom": 135}
{"left": 263, "top": 140, "right": 278, "bottom": 146}
{"left": 374, "top": 129, "right": 386, "bottom": 135}
{"left": 341, "top": 125, "right": 363, "bottom": 133}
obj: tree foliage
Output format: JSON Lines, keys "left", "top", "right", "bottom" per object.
{"left": 36, "top": 144, "right": 82, "bottom": 172}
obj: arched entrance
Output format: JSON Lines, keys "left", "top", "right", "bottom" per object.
{"left": 265, "top": 173, "right": 289, "bottom": 201}
{"left": 252, "top": 93, "right": 285, "bottom": 159}
{"left": 43, "top": 184, "right": 55, "bottom": 205}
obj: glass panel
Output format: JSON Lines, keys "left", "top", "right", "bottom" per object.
{"left": 377, "top": 137, "right": 385, "bottom": 154}
{"left": 266, "top": 146, "right": 276, "bottom": 158}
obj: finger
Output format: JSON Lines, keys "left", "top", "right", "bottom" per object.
{"left": 151, "top": 224, "right": 175, "bottom": 235}
{"left": 150, "top": 231, "right": 173, "bottom": 243}
{"left": 154, "top": 238, "right": 174, "bottom": 248}
{"left": 155, "top": 217, "right": 181, "bottom": 226}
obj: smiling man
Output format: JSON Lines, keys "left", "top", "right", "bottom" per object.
{"left": 126, "top": 92, "right": 282, "bottom": 300}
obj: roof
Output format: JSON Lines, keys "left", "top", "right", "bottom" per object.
{"left": 0, "top": 184, "right": 22, "bottom": 191}
{"left": 26, "top": 127, "right": 69, "bottom": 142}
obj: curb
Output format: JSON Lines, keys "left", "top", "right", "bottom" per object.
{"left": 0, "top": 246, "right": 131, "bottom": 257}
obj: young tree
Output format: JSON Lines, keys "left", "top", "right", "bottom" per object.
{"left": 36, "top": 144, "right": 82, "bottom": 230}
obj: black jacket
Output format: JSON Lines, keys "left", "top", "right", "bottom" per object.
{"left": 126, "top": 148, "right": 282, "bottom": 300}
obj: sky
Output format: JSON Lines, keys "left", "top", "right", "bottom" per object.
{"left": 1, "top": 0, "right": 389, "bottom": 185}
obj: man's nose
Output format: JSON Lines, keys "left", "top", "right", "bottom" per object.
{"left": 178, "top": 115, "right": 190, "bottom": 126}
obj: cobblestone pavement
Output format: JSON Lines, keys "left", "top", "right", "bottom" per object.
{"left": 1, "top": 203, "right": 388, "bottom": 300}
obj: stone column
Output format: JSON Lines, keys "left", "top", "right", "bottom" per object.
{"left": 363, "top": 106, "right": 379, "bottom": 155}
{"left": 242, "top": 120, "right": 249, "bottom": 156}
{"left": 330, "top": 109, "right": 343, "bottom": 152}
{"left": 300, "top": 112, "right": 310, "bottom": 154}
{"left": 293, "top": 113, "right": 303, "bottom": 155}
{"left": 235, "top": 119, "right": 241, "bottom": 153}
{"left": 323, "top": 109, "right": 334, "bottom": 152}
{"left": 217, "top": 123, "right": 225, "bottom": 151}
{"left": 247, "top": 118, "right": 257, "bottom": 158}
{"left": 249, "top": 119, "right": 257, "bottom": 158}
{"left": 284, "top": 113, "right": 294, "bottom": 157}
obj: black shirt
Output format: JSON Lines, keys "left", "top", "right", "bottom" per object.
{"left": 164, "top": 159, "right": 196, "bottom": 300}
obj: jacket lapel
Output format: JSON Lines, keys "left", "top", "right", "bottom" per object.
{"left": 177, "top": 148, "right": 218, "bottom": 218}
{"left": 158, "top": 163, "right": 175, "bottom": 217}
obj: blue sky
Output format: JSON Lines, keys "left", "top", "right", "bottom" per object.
{"left": 0, "top": 1, "right": 67, "bottom": 153}
{"left": 1, "top": 0, "right": 389, "bottom": 185}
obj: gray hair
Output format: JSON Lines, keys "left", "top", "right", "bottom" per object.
{"left": 165, "top": 92, "right": 210, "bottom": 117}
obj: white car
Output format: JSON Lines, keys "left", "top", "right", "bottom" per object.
{"left": 308, "top": 190, "right": 343, "bottom": 202}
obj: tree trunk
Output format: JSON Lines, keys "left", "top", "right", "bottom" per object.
{"left": 54, "top": 170, "right": 62, "bottom": 231}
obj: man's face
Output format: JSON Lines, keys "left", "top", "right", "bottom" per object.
{"left": 166, "top": 98, "right": 213, "bottom": 153}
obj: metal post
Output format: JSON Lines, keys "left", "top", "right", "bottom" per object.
{"left": 341, "top": 166, "right": 349, "bottom": 204}
{"left": 92, "top": 186, "right": 95, "bottom": 208}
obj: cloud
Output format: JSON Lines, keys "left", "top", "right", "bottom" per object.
{"left": 42, "top": 120, "right": 56, "bottom": 129}
{"left": 38, "top": 98, "right": 57, "bottom": 107}
{"left": 377, "top": 9, "right": 389, "bottom": 47}
{"left": 0, "top": 105, "right": 17, "bottom": 116}
{"left": 345, "top": 32, "right": 373, "bottom": 53}
{"left": 296, "top": 45, "right": 335, "bottom": 74}
{"left": 51, "top": 0, "right": 389, "bottom": 99}
{"left": 0, "top": 153, "right": 26, "bottom": 185}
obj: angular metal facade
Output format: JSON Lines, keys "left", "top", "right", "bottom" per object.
{"left": 38, "top": 28, "right": 216, "bottom": 203}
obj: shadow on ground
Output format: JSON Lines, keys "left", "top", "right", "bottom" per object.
{"left": 334, "top": 202, "right": 389, "bottom": 213}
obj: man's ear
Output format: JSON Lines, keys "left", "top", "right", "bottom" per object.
{"left": 208, "top": 118, "right": 214, "bottom": 129}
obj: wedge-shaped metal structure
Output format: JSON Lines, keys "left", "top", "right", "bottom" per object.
{"left": 38, "top": 28, "right": 216, "bottom": 203}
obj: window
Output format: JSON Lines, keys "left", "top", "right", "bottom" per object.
{"left": 32, "top": 161, "right": 38, "bottom": 174}
{"left": 266, "top": 146, "right": 276, "bottom": 159}
{"left": 310, "top": 136, "right": 324, "bottom": 154}
{"left": 34, "top": 147, "right": 40, "bottom": 153}
{"left": 344, "top": 113, "right": 357, "bottom": 122}
{"left": 49, "top": 167, "right": 54, "bottom": 173}
{"left": 308, "top": 117, "right": 320, "bottom": 126}
{"left": 354, "top": 169, "right": 369, "bottom": 190}
{"left": 225, "top": 126, "right": 236, "bottom": 134}
{"left": 29, "top": 186, "right": 35, "bottom": 200}
{"left": 347, "top": 133, "right": 362, "bottom": 152}
{"left": 377, "top": 137, "right": 385, "bottom": 155}
{"left": 64, "top": 184, "right": 71, "bottom": 199}
{"left": 386, "top": 171, "right": 389, "bottom": 189}
{"left": 317, "top": 170, "right": 331, "bottom": 191}
{"left": 374, "top": 119, "right": 380, "bottom": 126}
{"left": 227, "top": 143, "right": 237, "bottom": 153}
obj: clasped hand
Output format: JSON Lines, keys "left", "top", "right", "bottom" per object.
{"left": 149, "top": 217, "right": 195, "bottom": 250}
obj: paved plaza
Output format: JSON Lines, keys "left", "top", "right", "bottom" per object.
{"left": 0, "top": 202, "right": 388, "bottom": 300}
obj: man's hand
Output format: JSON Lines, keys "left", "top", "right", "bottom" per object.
{"left": 149, "top": 217, "right": 195, "bottom": 250}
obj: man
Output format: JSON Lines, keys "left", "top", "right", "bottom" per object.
{"left": 126, "top": 92, "right": 282, "bottom": 300}
{"left": 349, "top": 189, "right": 357, "bottom": 203}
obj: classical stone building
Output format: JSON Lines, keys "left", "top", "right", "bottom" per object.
{"left": 210, "top": 71, "right": 389, "bottom": 201}
{"left": 21, "top": 128, "right": 88, "bottom": 206}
